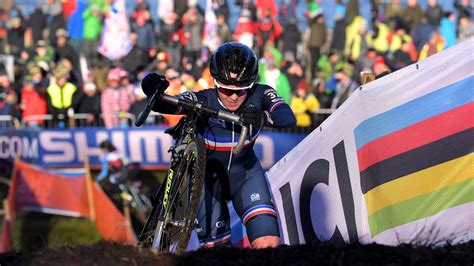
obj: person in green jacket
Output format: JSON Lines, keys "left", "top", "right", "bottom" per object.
{"left": 258, "top": 47, "right": 292, "bottom": 104}
{"left": 83, "top": 4, "right": 104, "bottom": 68}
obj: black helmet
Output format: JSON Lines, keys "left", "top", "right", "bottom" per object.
{"left": 210, "top": 42, "right": 258, "bottom": 87}
{"left": 99, "top": 140, "right": 116, "bottom": 152}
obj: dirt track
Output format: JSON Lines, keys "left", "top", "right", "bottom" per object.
{"left": 0, "top": 240, "right": 473, "bottom": 266}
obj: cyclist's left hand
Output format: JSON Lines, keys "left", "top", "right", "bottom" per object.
{"left": 240, "top": 106, "right": 267, "bottom": 130}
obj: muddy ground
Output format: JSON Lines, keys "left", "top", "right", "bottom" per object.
{"left": 0, "top": 240, "right": 472, "bottom": 266}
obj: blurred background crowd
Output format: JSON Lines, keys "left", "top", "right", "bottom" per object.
{"left": 0, "top": 0, "right": 473, "bottom": 131}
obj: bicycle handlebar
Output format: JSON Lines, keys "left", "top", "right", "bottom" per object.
{"left": 135, "top": 91, "right": 249, "bottom": 155}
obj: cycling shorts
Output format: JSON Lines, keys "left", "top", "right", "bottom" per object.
{"left": 195, "top": 159, "right": 280, "bottom": 248}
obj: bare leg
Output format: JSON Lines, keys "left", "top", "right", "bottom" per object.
{"left": 251, "top": 236, "right": 280, "bottom": 249}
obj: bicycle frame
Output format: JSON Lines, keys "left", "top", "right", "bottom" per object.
{"left": 137, "top": 91, "right": 250, "bottom": 253}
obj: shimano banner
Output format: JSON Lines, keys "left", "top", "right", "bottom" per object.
{"left": 0, "top": 126, "right": 305, "bottom": 170}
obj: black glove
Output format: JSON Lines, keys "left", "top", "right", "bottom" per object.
{"left": 240, "top": 106, "right": 267, "bottom": 130}
{"left": 141, "top": 73, "right": 169, "bottom": 97}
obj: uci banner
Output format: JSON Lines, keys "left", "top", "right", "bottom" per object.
{"left": 267, "top": 38, "right": 474, "bottom": 246}
{"left": 0, "top": 126, "right": 305, "bottom": 170}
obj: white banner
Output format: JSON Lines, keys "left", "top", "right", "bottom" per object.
{"left": 267, "top": 38, "right": 474, "bottom": 246}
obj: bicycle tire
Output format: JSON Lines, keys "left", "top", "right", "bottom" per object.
{"left": 141, "top": 138, "right": 206, "bottom": 253}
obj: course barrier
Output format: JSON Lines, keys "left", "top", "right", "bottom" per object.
{"left": 267, "top": 38, "right": 474, "bottom": 246}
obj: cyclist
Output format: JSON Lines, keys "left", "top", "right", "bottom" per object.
{"left": 144, "top": 42, "right": 296, "bottom": 249}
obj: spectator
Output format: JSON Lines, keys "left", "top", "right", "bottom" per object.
{"left": 194, "top": 67, "right": 213, "bottom": 92}
{"left": 281, "top": 51, "right": 303, "bottom": 93}
{"left": 89, "top": 53, "right": 112, "bottom": 92}
{"left": 255, "top": 0, "right": 277, "bottom": 19}
{"left": 29, "top": 65, "right": 50, "bottom": 94}
{"left": 181, "top": 71, "right": 197, "bottom": 92}
{"left": 75, "top": 81, "right": 102, "bottom": 126}
{"left": 403, "top": 0, "right": 423, "bottom": 32}
{"left": 440, "top": 12, "right": 457, "bottom": 48}
{"left": 33, "top": 40, "right": 55, "bottom": 73}
{"left": 83, "top": 4, "right": 103, "bottom": 68}
{"left": 317, "top": 49, "right": 345, "bottom": 83}
{"left": 216, "top": 13, "right": 232, "bottom": 44}
{"left": 330, "top": 1, "right": 347, "bottom": 53}
{"left": 390, "top": 40, "right": 414, "bottom": 70}
{"left": 384, "top": 0, "right": 405, "bottom": 28}
{"left": 307, "top": 12, "right": 327, "bottom": 80}
{"left": 256, "top": 8, "right": 283, "bottom": 55}
{"left": 419, "top": 32, "right": 445, "bottom": 60}
{"left": 458, "top": 15, "right": 474, "bottom": 42}
{"left": 131, "top": 11, "right": 156, "bottom": 61}
{"left": 0, "top": 71, "right": 19, "bottom": 119}
{"left": 259, "top": 47, "right": 292, "bottom": 104}
{"left": 279, "top": 18, "right": 301, "bottom": 58}
{"left": 158, "top": 11, "right": 182, "bottom": 70}
{"left": 48, "top": 13, "right": 67, "bottom": 47}
{"left": 233, "top": 9, "right": 258, "bottom": 49}
{"left": 331, "top": 63, "right": 358, "bottom": 109}
{"left": 0, "top": 9, "right": 8, "bottom": 54}
{"left": 344, "top": 16, "right": 368, "bottom": 61}
{"left": 20, "top": 75, "right": 47, "bottom": 127}
{"left": 345, "top": 0, "right": 360, "bottom": 24}
{"left": 6, "top": 16, "right": 25, "bottom": 56}
{"left": 182, "top": 7, "right": 203, "bottom": 64}
{"left": 312, "top": 75, "right": 333, "bottom": 109}
{"left": 119, "top": 68, "right": 135, "bottom": 103}
{"left": 454, "top": 0, "right": 474, "bottom": 27}
{"left": 67, "top": 1, "right": 87, "bottom": 53}
{"left": 354, "top": 48, "right": 377, "bottom": 83}
{"left": 152, "top": 51, "right": 171, "bottom": 75}
{"left": 26, "top": 5, "right": 48, "bottom": 44}
{"left": 162, "top": 67, "right": 185, "bottom": 126}
{"left": 412, "top": 16, "right": 437, "bottom": 52}
{"left": 425, "top": 0, "right": 444, "bottom": 26}
{"left": 120, "top": 32, "right": 149, "bottom": 81}
{"left": 128, "top": 86, "right": 148, "bottom": 123}
{"left": 213, "top": 0, "right": 230, "bottom": 20}
{"left": 372, "top": 56, "right": 391, "bottom": 77}
{"left": 290, "top": 80, "right": 320, "bottom": 128}
{"left": 101, "top": 68, "right": 132, "bottom": 128}
{"left": 366, "top": 19, "right": 390, "bottom": 53}
{"left": 55, "top": 28, "right": 81, "bottom": 74}
{"left": 46, "top": 68, "right": 79, "bottom": 128}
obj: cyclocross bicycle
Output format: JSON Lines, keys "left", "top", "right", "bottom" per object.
{"left": 135, "top": 84, "right": 248, "bottom": 254}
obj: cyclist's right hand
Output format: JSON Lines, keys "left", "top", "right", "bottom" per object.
{"left": 141, "top": 72, "right": 169, "bottom": 97}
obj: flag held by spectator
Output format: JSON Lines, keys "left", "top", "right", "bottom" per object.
{"left": 98, "top": 0, "right": 132, "bottom": 61}
{"left": 202, "top": 0, "right": 220, "bottom": 58}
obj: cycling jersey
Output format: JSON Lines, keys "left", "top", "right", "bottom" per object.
{"left": 152, "top": 83, "right": 296, "bottom": 246}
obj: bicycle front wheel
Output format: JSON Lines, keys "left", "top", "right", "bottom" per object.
{"left": 151, "top": 138, "right": 206, "bottom": 253}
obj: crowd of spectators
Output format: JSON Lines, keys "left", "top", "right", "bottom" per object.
{"left": 0, "top": 0, "right": 473, "bottom": 131}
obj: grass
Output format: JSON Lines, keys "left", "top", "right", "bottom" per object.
{"left": 11, "top": 212, "right": 102, "bottom": 251}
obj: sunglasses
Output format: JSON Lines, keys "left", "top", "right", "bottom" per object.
{"left": 217, "top": 87, "right": 248, "bottom": 97}
{"left": 215, "top": 80, "right": 253, "bottom": 97}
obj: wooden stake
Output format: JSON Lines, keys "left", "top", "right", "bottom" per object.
{"left": 84, "top": 154, "right": 96, "bottom": 222}
{"left": 122, "top": 197, "right": 134, "bottom": 244}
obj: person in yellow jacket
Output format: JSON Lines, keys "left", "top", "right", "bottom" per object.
{"left": 46, "top": 68, "right": 79, "bottom": 128}
{"left": 344, "top": 16, "right": 369, "bottom": 61}
{"left": 290, "top": 80, "right": 320, "bottom": 128}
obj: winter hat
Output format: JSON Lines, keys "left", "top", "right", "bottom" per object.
{"left": 84, "top": 82, "right": 97, "bottom": 92}
{"left": 56, "top": 28, "right": 69, "bottom": 38}
{"left": 296, "top": 79, "right": 308, "bottom": 91}
{"left": 307, "top": 0, "right": 322, "bottom": 19}
{"left": 54, "top": 68, "right": 70, "bottom": 80}
{"left": 107, "top": 68, "right": 121, "bottom": 81}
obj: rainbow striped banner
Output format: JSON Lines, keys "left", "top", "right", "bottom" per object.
{"left": 354, "top": 76, "right": 474, "bottom": 237}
